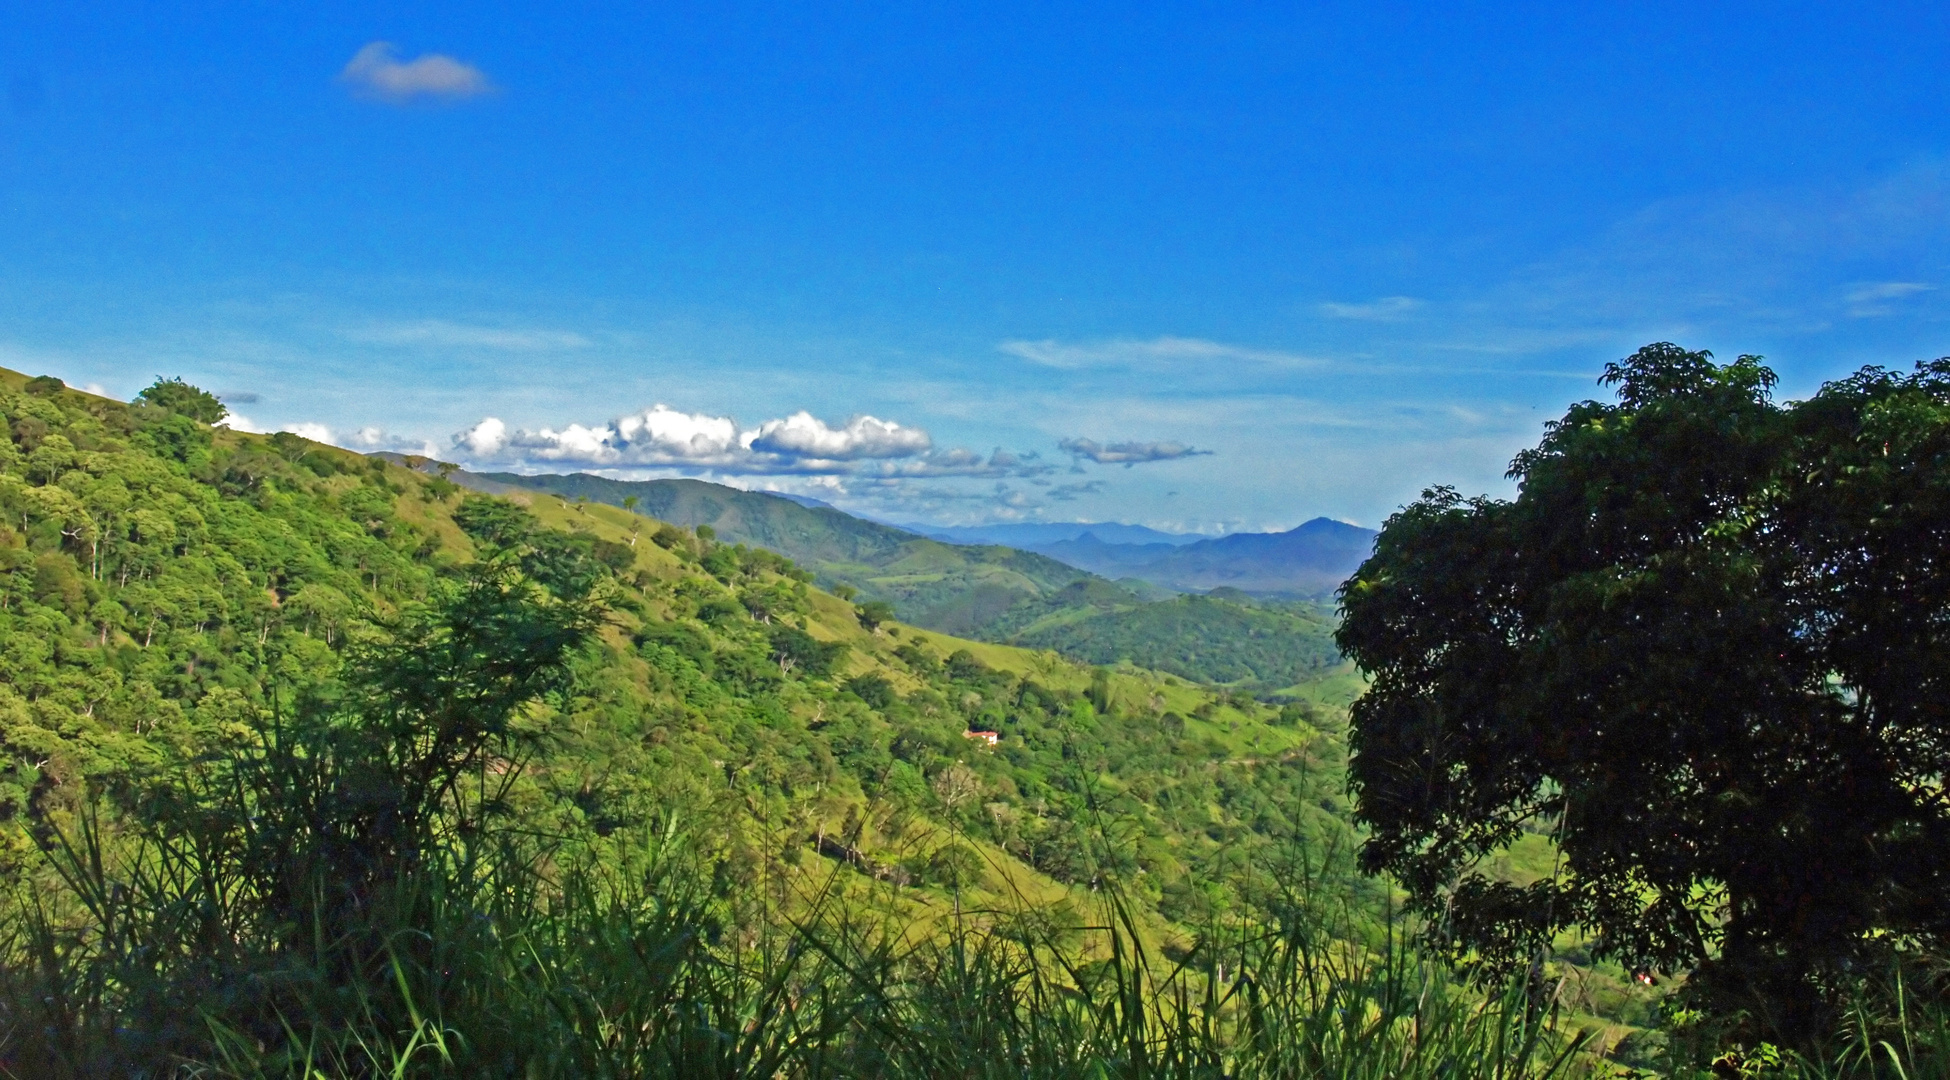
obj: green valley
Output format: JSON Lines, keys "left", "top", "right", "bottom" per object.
{"left": 420, "top": 466, "right": 1348, "bottom": 693}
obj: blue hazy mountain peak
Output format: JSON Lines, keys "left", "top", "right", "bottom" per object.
{"left": 1025, "top": 517, "right": 1378, "bottom": 596}
{"left": 915, "top": 522, "right": 1210, "bottom": 548}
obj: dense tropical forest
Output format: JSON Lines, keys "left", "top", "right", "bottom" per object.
{"left": 1, "top": 350, "right": 1947, "bottom": 1076}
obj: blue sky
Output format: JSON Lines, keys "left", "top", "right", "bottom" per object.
{"left": 3, "top": 3, "right": 1947, "bottom": 532}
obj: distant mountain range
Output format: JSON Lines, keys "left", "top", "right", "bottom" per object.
{"left": 443, "top": 470, "right": 1085, "bottom": 637}
{"left": 393, "top": 460, "right": 1376, "bottom": 599}
{"left": 915, "top": 522, "right": 1208, "bottom": 547}
{"left": 915, "top": 518, "right": 1377, "bottom": 596}
{"left": 1022, "top": 518, "right": 1377, "bottom": 596}
{"left": 375, "top": 460, "right": 1362, "bottom": 687}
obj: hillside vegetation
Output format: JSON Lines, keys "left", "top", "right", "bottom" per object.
{"left": 0, "top": 373, "right": 1345, "bottom": 924}
{"left": 988, "top": 581, "right": 1346, "bottom": 690}
{"left": 8, "top": 370, "right": 1562, "bottom": 1074}
{"left": 453, "top": 469, "right": 1095, "bottom": 635}
{"left": 423, "top": 466, "right": 1347, "bottom": 691}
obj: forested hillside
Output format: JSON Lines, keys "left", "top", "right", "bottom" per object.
{"left": 2, "top": 370, "right": 1356, "bottom": 921}
{"left": 987, "top": 580, "right": 1348, "bottom": 690}
{"left": 6, "top": 370, "right": 1524, "bottom": 1074}
{"left": 443, "top": 467, "right": 1097, "bottom": 634}
{"left": 408, "top": 463, "right": 1349, "bottom": 691}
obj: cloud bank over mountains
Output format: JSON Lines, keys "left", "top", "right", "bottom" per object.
{"left": 449, "top": 405, "right": 1044, "bottom": 478}
{"left": 241, "top": 380, "right": 1211, "bottom": 524}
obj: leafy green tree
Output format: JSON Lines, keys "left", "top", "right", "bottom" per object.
{"left": 284, "top": 558, "right": 605, "bottom": 892}
{"left": 1338, "top": 343, "right": 1950, "bottom": 1038}
{"left": 769, "top": 624, "right": 846, "bottom": 678}
{"left": 856, "top": 599, "right": 895, "bottom": 632}
{"left": 453, "top": 494, "right": 538, "bottom": 549}
{"left": 135, "top": 376, "right": 227, "bottom": 424}
{"left": 845, "top": 673, "right": 897, "bottom": 708}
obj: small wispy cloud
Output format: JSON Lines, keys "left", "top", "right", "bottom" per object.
{"left": 1059, "top": 437, "right": 1212, "bottom": 467}
{"left": 1047, "top": 480, "right": 1106, "bottom": 501}
{"left": 340, "top": 426, "right": 441, "bottom": 455}
{"left": 348, "top": 320, "right": 590, "bottom": 350}
{"left": 270, "top": 422, "right": 439, "bottom": 456}
{"left": 1318, "top": 296, "right": 1423, "bottom": 320}
{"left": 834, "top": 480, "right": 1048, "bottom": 522}
{"left": 1845, "top": 281, "right": 1935, "bottom": 318}
{"left": 339, "top": 42, "right": 493, "bottom": 103}
{"left": 999, "top": 336, "right": 1319, "bottom": 371}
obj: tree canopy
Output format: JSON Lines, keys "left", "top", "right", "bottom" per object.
{"left": 135, "top": 375, "right": 228, "bottom": 424}
{"left": 1337, "top": 342, "right": 1950, "bottom": 1035}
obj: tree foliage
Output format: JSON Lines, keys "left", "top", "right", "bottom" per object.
{"left": 1338, "top": 342, "right": 1950, "bottom": 1036}
{"left": 135, "top": 376, "right": 228, "bottom": 424}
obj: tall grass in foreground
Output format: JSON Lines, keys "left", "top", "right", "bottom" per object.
{"left": 0, "top": 801, "right": 1599, "bottom": 1079}
{"left": 8, "top": 812, "right": 1950, "bottom": 1078}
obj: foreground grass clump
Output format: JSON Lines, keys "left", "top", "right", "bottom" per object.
{"left": 4, "top": 825, "right": 1598, "bottom": 1078}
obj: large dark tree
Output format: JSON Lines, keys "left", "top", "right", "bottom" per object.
{"left": 1337, "top": 343, "right": 1950, "bottom": 1036}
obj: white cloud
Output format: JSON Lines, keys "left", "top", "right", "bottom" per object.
{"left": 1318, "top": 296, "right": 1424, "bottom": 320}
{"left": 341, "top": 426, "right": 440, "bottom": 455}
{"left": 748, "top": 412, "right": 930, "bottom": 459}
{"left": 1059, "top": 437, "right": 1212, "bottom": 466}
{"left": 460, "top": 405, "right": 746, "bottom": 468}
{"left": 452, "top": 404, "right": 1044, "bottom": 479}
{"left": 347, "top": 319, "right": 590, "bottom": 350}
{"left": 223, "top": 412, "right": 268, "bottom": 434}
{"left": 999, "top": 336, "right": 1320, "bottom": 371}
{"left": 275, "top": 422, "right": 440, "bottom": 456}
{"left": 612, "top": 405, "right": 745, "bottom": 459}
{"left": 340, "top": 43, "right": 493, "bottom": 103}
{"left": 455, "top": 417, "right": 510, "bottom": 456}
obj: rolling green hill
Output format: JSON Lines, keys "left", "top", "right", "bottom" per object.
{"left": 399, "top": 465, "right": 1347, "bottom": 690}
{"left": 452, "top": 468, "right": 1096, "bottom": 635}
{"left": 991, "top": 582, "right": 1345, "bottom": 689}
{"left": 0, "top": 374, "right": 1348, "bottom": 935}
